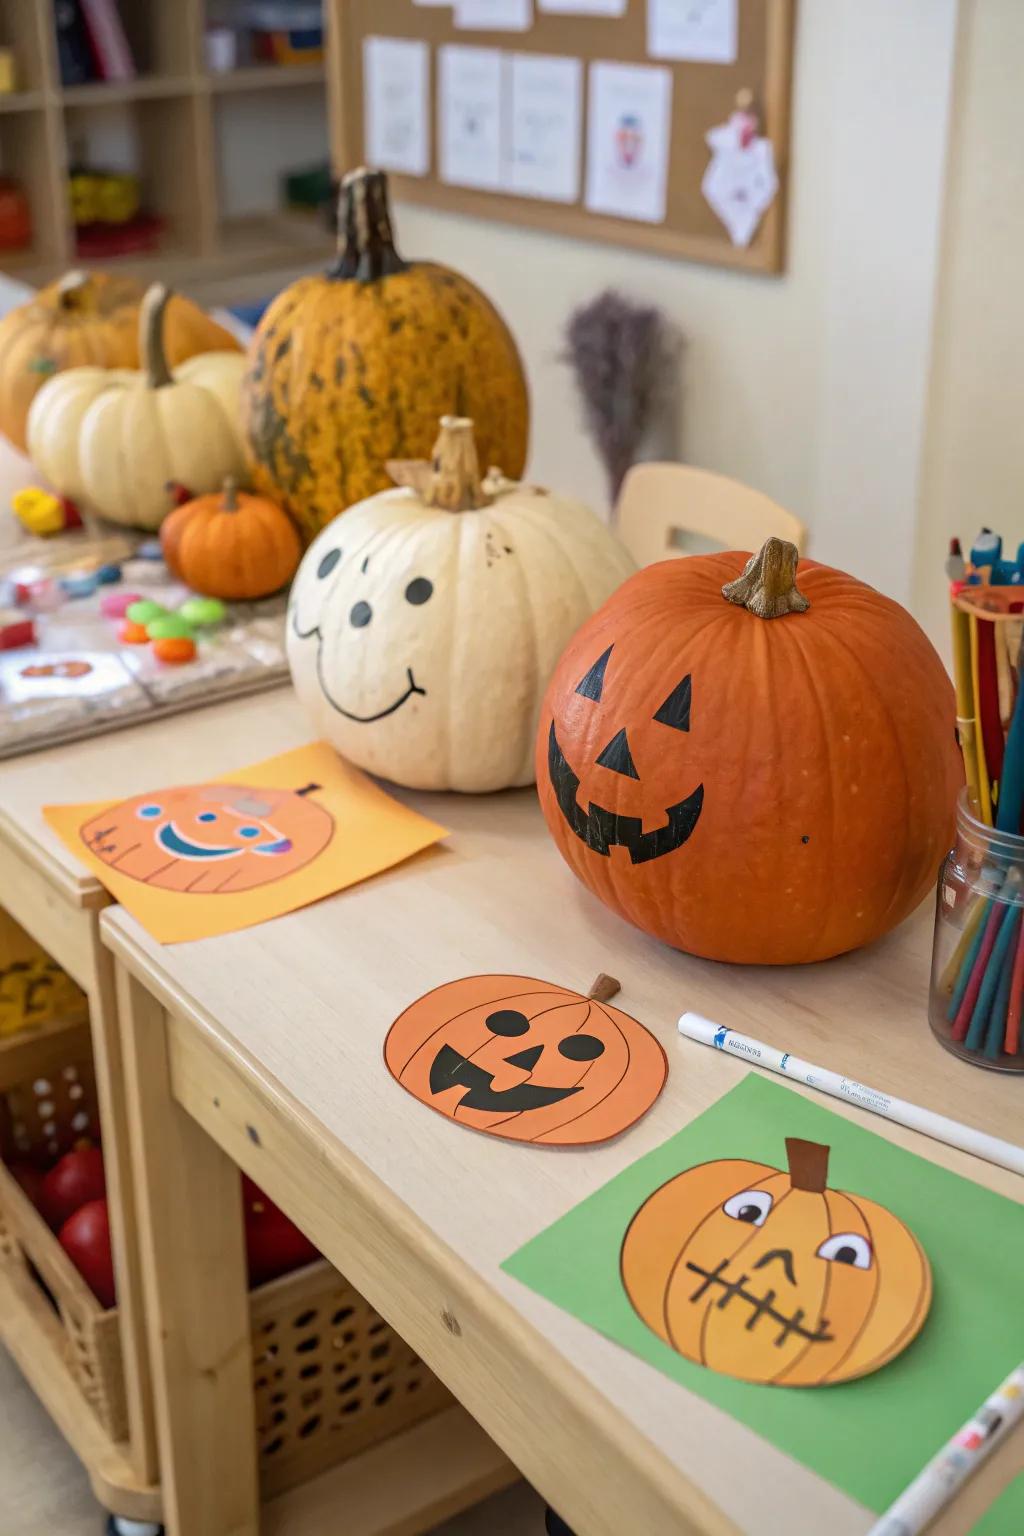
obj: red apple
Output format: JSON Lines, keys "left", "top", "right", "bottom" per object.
{"left": 242, "top": 1175, "right": 319, "bottom": 1287}
{"left": 59, "top": 1198, "right": 116, "bottom": 1309}
{"left": 40, "top": 1145, "right": 106, "bottom": 1229}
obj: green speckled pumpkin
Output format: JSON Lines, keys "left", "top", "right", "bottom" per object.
{"left": 240, "top": 168, "right": 530, "bottom": 543}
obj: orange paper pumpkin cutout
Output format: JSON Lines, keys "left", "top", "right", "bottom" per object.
{"left": 384, "top": 974, "right": 667, "bottom": 1146}
{"left": 621, "top": 1137, "right": 931, "bottom": 1387}
{"left": 79, "top": 781, "right": 333, "bottom": 895}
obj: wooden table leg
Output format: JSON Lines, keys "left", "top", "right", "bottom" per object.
{"left": 115, "top": 960, "right": 258, "bottom": 1536}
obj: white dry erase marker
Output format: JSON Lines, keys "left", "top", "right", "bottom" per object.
{"left": 676, "top": 1013, "right": 1024, "bottom": 1178}
{"left": 867, "top": 1364, "right": 1024, "bottom": 1536}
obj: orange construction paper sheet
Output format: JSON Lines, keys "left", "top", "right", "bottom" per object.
{"left": 44, "top": 741, "right": 447, "bottom": 944}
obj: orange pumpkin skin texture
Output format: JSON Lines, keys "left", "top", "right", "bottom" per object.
{"left": 384, "top": 974, "right": 667, "bottom": 1146}
{"left": 0, "top": 271, "right": 240, "bottom": 453}
{"left": 536, "top": 544, "right": 963, "bottom": 965}
{"left": 240, "top": 170, "right": 529, "bottom": 543}
{"left": 621, "top": 1139, "right": 932, "bottom": 1387}
{"left": 160, "top": 479, "right": 301, "bottom": 600}
{"left": 80, "top": 782, "right": 332, "bottom": 895}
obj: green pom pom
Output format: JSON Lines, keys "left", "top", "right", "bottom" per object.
{"left": 146, "top": 614, "right": 195, "bottom": 641}
{"left": 126, "top": 599, "right": 167, "bottom": 625}
{"left": 178, "top": 597, "right": 226, "bottom": 627}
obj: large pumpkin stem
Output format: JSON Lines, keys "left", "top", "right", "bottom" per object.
{"left": 222, "top": 476, "right": 239, "bottom": 512}
{"left": 330, "top": 167, "right": 410, "bottom": 283}
{"left": 56, "top": 271, "right": 92, "bottom": 312}
{"left": 785, "top": 1138, "right": 830, "bottom": 1193}
{"left": 722, "top": 537, "right": 809, "bottom": 620}
{"left": 387, "top": 416, "right": 494, "bottom": 512}
{"left": 140, "top": 283, "right": 174, "bottom": 390}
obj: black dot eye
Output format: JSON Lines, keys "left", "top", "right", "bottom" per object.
{"left": 405, "top": 577, "right": 433, "bottom": 606}
{"left": 350, "top": 600, "right": 372, "bottom": 628}
{"left": 558, "top": 1034, "right": 604, "bottom": 1061}
{"left": 317, "top": 548, "right": 341, "bottom": 579}
{"left": 485, "top": 1009, "right": 530, "bottom": 1037}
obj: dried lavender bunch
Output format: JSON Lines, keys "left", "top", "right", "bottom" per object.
{"left": 562, "top": 290, "right": 679, "bottom": 505}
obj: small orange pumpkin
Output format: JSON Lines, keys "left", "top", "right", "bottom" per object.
{"left": 384, "top": 973, "right": 667, "bottom": 1146}
{"left": 621, "top": 1137, "right": 931, "bottom": 1387}
{"left": 80, "top": 781, "right": 332, "bottom": 895}
{"left": 0, "top": 270, "right": 241, "bottom": 453}
{"left": 537, "top": 537, "right": 963, "bottom": 965}
{"left": 160, "top": 476, "right": 302, "bottom": 600}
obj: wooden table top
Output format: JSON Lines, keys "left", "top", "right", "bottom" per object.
{"left": 83, "top": 691, "right": 1023, "bottom": 1535}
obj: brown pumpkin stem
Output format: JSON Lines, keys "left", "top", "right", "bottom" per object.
{"left": 56, "top": 270, "right": 91, "bottom": 311}
{"left": 587, "top": 973, "right": 621, "bottom": 1003}
{"left": 785, "top": 1138, "right": 830, "bottom": 1193}
{"left": 295, "top": 783, "right": 322, "bottom": 797}
{"left": 330, "top": 167, "right": 410, "bottom": 283}
{"left": 140, "top": 282, "right": 174, "bottom": 390}
{"left": 222, "top": 476, "right": 239, "bottom": 512}
{"left": 722, "top": 537, "right": 809, "bottom": 620}
{"left": 387, "top": 417, "right": 493, "bottom": 513}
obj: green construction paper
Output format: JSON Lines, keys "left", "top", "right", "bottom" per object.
{"left": 973, "top": 1475, "right": 1024, "bottom": 1535}
{"left": 503, "top": 1074, "right": 1024, "bottom": 1519}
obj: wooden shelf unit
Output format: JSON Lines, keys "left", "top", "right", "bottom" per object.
{"left": 0, "top": 0, "right": 331, "bottom": 287}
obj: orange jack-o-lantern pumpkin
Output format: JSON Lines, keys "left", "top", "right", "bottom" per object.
{"left": 621, "top": 1137, "right": 931, "bottom": 1387}
{"left": 536, "top": 537, "right": 963, "bottom": 965}
{"left": 80, "top": 781, "right": 333, "bottom": 895}
{"left": 384, "top": 973, "right": 667, "bottom": 1146}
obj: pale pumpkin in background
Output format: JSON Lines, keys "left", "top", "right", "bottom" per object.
{"left": 161, "top": 477, "right": 301, "bottom": 600}
{"left": 0, "top": 269, "right": 240, "bottom": 453}
{"left": 287, "top": 416, "right": 634, "bottom": 793}
{"left": 27, "top": 284, "right": 248, "bottom": 531}
{"left": 242, "top": 167, "right": 529, "bottom": 544}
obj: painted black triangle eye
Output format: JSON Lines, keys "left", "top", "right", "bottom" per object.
{"left": 575, "top": 645, "right": 612, "bottom": 702}
{"left": 654, "top": 675, "right": 692, "bottom": 732}
{"left": 596, "top": 728, "right": 639, "bottom": 779}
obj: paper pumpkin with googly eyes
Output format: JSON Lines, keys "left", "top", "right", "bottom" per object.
{"left": 286, "top": 415, "right": 634, "bottom": 793}
{"left": 621, "top": 1138, "right": 932, "bottom": 1387}
{"left": 384, "top": 973, "right": 667, "bottom": 1145}
{"left": 79, "top": 782, "right": 333, "bottom": 894}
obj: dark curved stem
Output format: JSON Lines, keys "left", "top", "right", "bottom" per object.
{"left": 329, "top": 167, "right": 410, "bottom": 283}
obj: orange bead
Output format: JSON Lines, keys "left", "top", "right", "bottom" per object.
{"left": 152, "top": 636, "right": 196, "bottom": 665}
{"left": 119, "top": 620, "right": 150, "bottom": 644}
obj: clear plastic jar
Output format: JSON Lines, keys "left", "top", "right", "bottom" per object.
{"left": 930, "top": 789, "right": 1024, "bottom": 1072}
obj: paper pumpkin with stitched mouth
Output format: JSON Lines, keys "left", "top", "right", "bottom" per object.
{"left": 384, "top": 973, "right": 667, "bottom": 1146}
{"left": 79, "top": 781, "right": 333, "bottom": 895}
{"left": 536, "top": 536, "right": 962, "bottom": 964}
{"left": 286, "top": 415, "right": 634, "bottom": 793}
{"left": 621, "top": 1137, "right": 932, "bottom": 1387}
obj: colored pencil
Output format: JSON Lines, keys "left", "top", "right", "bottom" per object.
{"left": 968, "top": 613, "right": 993, "bottom": 824}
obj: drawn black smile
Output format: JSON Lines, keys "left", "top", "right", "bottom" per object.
{"left": 685, "top": 1259, "right": 833, "bottom": 1346}
{"left": 547, "top": 723, "right": 704, "bottom": 864}
{"left": 292, "top": 610, "right": 427, "bottom": 723}
{"left": 429, "top": 1045, "right": 581, "bottom": 1113}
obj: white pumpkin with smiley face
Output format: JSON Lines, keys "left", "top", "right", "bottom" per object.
{"left": 287, "top": 416, "right": 635, "bottom": 792}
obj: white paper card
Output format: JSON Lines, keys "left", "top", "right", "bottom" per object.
{"left": 455, "top": 0, "right": 532, "bottom": 29}
{"left": 648, "top": 0, "right": 738, "bottom": 64}
{"left": 508, "top": 53, "right": 582, "bottom": 202}
{"left": 538, "top": 0, "right": 625, "bottom": 13}
{"left": 439, "top": 45, "right": 505, "bottom": 190}
{"left": 701, "top": 113, "right": 778, "bottom": 246}
{"left": 584, "top": 61, "right": 673, "bottom": 224}
{"left": 363, "top": 36, "right": 430, "bottom": 178}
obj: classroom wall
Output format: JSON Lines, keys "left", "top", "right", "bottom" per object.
{"left": 389, "top": 1, "right": 959, "bottom": 611}
{"left": 914, "top": 0, "right": 1024, "bottom": 651}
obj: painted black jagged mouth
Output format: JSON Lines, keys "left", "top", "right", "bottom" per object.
{"left": 429, "top": 1044, "right": 582, "bottom": 1113}
{"left": 685, "top": 1260, "right": 833, "bottom": 1346}
{"left": 547, "top": 723, "right": 704, "bottom": 864}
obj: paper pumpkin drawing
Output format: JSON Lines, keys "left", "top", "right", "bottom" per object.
{"left": 384, "top": 973, "right": 667, "bottom": 1146}
{"left": 621, "top": 1137, "right": 932, "bottom": 1387}
{"left": 44, "top": 741, "right": 446, "bottom": 943}
{"left": 80, "top": 781, "right": 333, "bottom": 894}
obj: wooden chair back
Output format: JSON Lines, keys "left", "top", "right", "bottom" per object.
{"left": 615, "top": 462, "right": 807, "bottom": 567}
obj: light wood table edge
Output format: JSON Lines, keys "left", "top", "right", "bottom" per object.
{"left": 0, "top": 1262, "right": 161, "bottom": 1522}
{"left": 0, "top": 807, "right": 107, "bottom": 910}
{"left": 105, "top": 917, "right": 740, "bottom": 1536}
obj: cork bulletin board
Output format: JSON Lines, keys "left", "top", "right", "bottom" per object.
{"left": 329, "top": 0, "right": 795, "bottom": 274}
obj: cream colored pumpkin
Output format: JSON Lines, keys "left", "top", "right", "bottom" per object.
{"left": 287, "top": 416, "right": 635, "bottom": 792}
{"left": 27, "top": 283, "right": 247, "bottom": 531}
